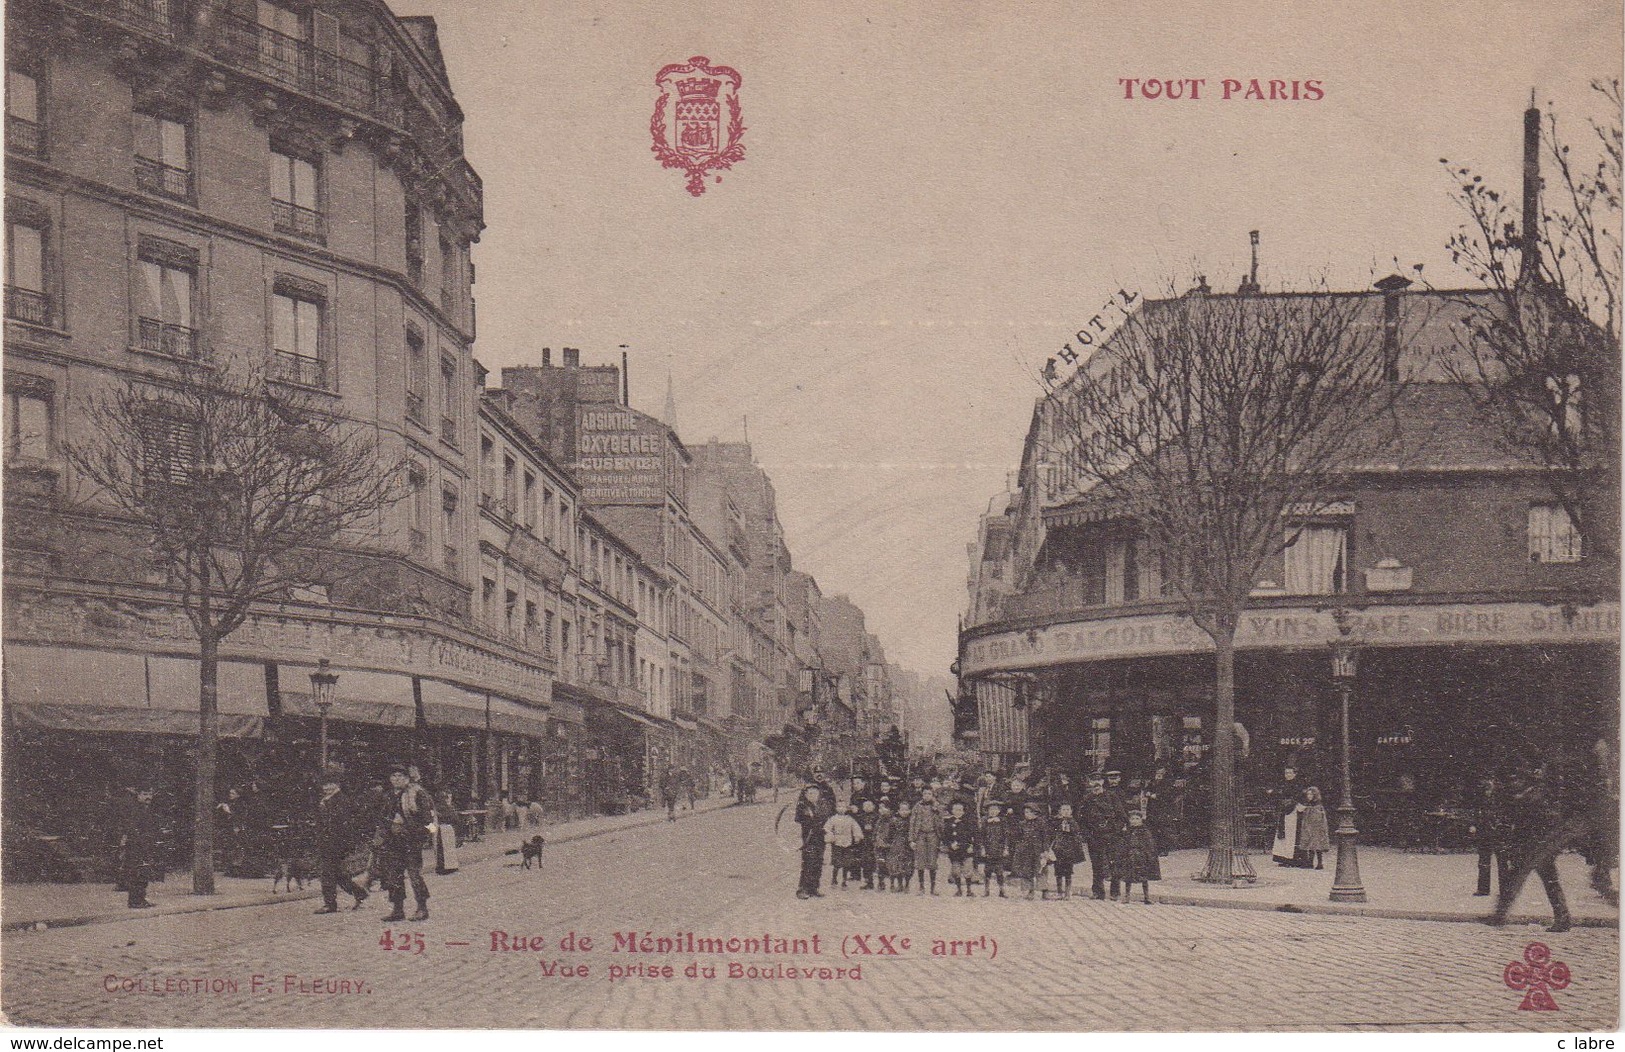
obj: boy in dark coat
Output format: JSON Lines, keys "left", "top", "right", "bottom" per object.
{"left": 1049, "top": 802, "right": 1086, "bottom": 899}
{"left": 979, "top": 801, "right": 1009, "bottom": 897}
{"left": 942, "top": 801, "right": 977, "bottom": 897}
{"left": 855, "top": 799, "right": 880, "bottom": 889}
{"left": 1081, "top": 774, "right": 1129, "bottom": 900}
{"left": 872, "top": 800, "right": 898, "bottom": 891}
{"left": 1012, "top": 801, "right": 1052, "bottom": 899}
{"left": 1122, "top": 811, "right": 1162, "bottom": 903}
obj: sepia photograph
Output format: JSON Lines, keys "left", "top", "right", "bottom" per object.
{"left": 0, "top": 0, "right": 1620, "bottom": 1036}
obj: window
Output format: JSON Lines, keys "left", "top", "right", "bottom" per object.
{"left": 270, "top": 288, "right": 327, "bottom": 388}
{"left": 1283, "top": 524, "right": 1348, "bottom": 595}
{"left": 7, "top": 68, "right": 41, "bottom": 156}
{"left": 6, "top": 386, "right": 52, "bottom": 461}
{"left": 5, "top": 215, "right": 49, "bottom": 325}
{"left": 503, "top": 455, "right": 517, "bottom": 513}
{"left": 1086, "top": 717, "right": 1111, "bottom": 773}
{"left": 406, "top": 463, "right": 428, "bottom": 553}
{"left": 1104, "top": 539, "right": 1128, "bottom": 605}
{"left": 1547, "top": 373, "right": 1584, "bottom": 440}
{"left": 138, "top": 409, "right": 198, "bottom": 487}
{"left": 522, "top": 471, "right": 536, "bottom": 528}
{"left": 479, "top": 434, "right": 494, "bottom": 501}
{"left": 137, "top": 243, "right": 197, "bottom": 358}
{"left": 505, "top": 589, "right": 519, "bottom": 637}
{"left": 270, "top": 147, "right": 323, "bottom": 241}
{"left": 544, "top": 610, "right": 556, "bottom": 654}
{"left": 404, "top": 201, "right": 423, "bottom": 285}
{"left": 134, "top": 111, "right": 191, "bottom": 201}
{"left": 256, "top": 1, "right": 307, "bottom": 84}
{"left": 439, "top": 356, "right": 458, "bottom": 445}
{"left": 405, "top": 325, "right": 427, "bottom": 424}
{"left": 481, "top": 577, "right": 496, "bottom": 625}
{"left": 441, "top": 485, "right": 460, "bottom": 572}
{"left": 1529, "top": 504, "right": 1581, "bottom": 563}
{"left": 439, "top": 234, "right": 458, "bottom": 314}
{"left": 525, "top": 599, "right": 538, "bottom": 637}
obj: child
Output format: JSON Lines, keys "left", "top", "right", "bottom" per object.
{"left": 855, "top": 799, "right": 879, "bottom": 889}
{"left": 941, "top": 801, "right": 976, "bottom": 897}
{"left": 1122, "top": 811, "right": 1161, "bottom": 904}
{"left": 980, "top": 801, "right": 1009, "bottom": 897}
{"left": 872, "top": 800, "right": 897, "bottom": 892}
{"left": 1011, "top": 801, "right": 1051, "bottom": 899}
{"left": 824, "top": 804, "right": 863, "bottom": 889}
{"left": 1049, "top": 802, "right": 1086, "bottom": 900}
{"left": 908, "top": 790, "right": 944, "bottom": 895}
{"left": 1297, "top": 786, "right": 1332, "bottom": 869}
{"left": 889, "top": 802, "right": 915, "bottom": 891}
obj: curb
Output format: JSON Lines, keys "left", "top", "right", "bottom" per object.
{"left": 3, "top": 798, "right": 742, "bottom": 934}
{"left": 1150, "top": 891, "right": 1619, "bottom": 928}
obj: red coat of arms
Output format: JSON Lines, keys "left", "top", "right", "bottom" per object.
{"left": 651, "top": 56, "right": 745, "bottom": 197}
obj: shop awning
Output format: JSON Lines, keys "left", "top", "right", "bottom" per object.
{"left": 3, "top": 646, "right": 267, "bottom": 737}
{"left": 419, "top": 679, "right": 488, "bottom": 730}
{"left": 276, "top": 664, "right": 417, "bottom": 728}
{"left": 487, "top": 695, "right": 551, "bottom": 737}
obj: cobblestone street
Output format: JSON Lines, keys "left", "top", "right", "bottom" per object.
{"left": 3, "top": 803, "right": 1616, "bottom": 1031}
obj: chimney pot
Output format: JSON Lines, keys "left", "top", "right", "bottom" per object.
{"left": 564, "top": 347, "right": 580, "bottom": 367}
{"left": 542, "top": 347, "right": 552, "bottom": 366}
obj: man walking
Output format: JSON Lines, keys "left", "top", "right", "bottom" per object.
{"left": 795, "top": 784, "right": 828, "bottom": 899}
{"left": 1489, "top": 763, "right": 1572, "bottom": 933}
{"left": 314, "top": 769, "right": 368, "bottom": 914}
{"left": 114, "top": 782, "right": 160, "bottom": 909}
{"left": 378, "top": 762, "right": 433, "bottom": 923}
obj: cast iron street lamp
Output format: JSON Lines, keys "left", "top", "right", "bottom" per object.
{"left": 1329, "top": 631, "right": 1367, "bottom": 903}
{"left": 310, "top": 658, "right": 339, "bottom": 769}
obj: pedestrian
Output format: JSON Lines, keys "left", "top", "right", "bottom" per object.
{"left": 1490, "top": 763, "right": 1573, "bottom": 933}
{"left": 113, "top": 782, "right": 159, "bottom": 909}
{"left": 980, "top": 801, "right": 1010, "bottom": 897}
{"left": 888, "top": 802, "right": 915, "bottom": 891}
{"left": 942, "top": 800, "right": 976, "bottom": 897}
{"left": 909, "top": 788, "right": 944, "bottom": 895}
{"left": 661, "top": 767, "right": 679, "bottom": 822}
{"left": 849, "top": 775, "right": 874, "bottom": 811}
{"left": 872, "top": 799, "right": 898, "bottom": 892}
{"left": 1122, "top": 811, "right": 1161, "bottom": 904}
{"left": 1049, "top": 802, "right": 1086, "bottom": 899}
{"left": 1081, "top": 773, "right": 1129, "bottom": 900}
{"left": 1271, "top": 766, "right": 1305, "bottom": 867}
{"left": 855, "top": 799, "right": 879, "bottom": 889}
{"left": 377, "top": 762, "right": 433, "bottom": 923}
{"left": 1011, "top": 801, "right": 1051, "bottom": 899}
{"left": 1471, "top": 774, "right": 1511, "bottom": 897}
{"left": 794, "top": 785, "right": 827, "bottom": 899}
{"left": 1144, "top": 767, "right": 1176, "bottom": 856}
{"left": 313, "top": 770, "right": 369, "bottom": 914}
{"left": 1296, "top": 787, "right": 1331, "bottom": 870}
{"left": 824, "top": 804, "right": 863, "bottom": 889}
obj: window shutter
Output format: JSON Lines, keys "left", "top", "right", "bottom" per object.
{"left": 312, "top": 9, "right": 340, "bottom": 56}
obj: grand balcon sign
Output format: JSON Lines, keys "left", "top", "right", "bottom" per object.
{"left": 960, "top": 600, "right": 1621, "bottom": 676}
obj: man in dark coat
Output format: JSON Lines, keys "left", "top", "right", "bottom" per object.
{"left": 1081, "top": 773, "right": 1129, "bottom": 900}
{"left": 810, "top": 770, "right": 839, "bottom": 822}
{"left": 794, "top": 784, "right": 827, "bottom": 898}
{"left": 113, "top": 784, "right": 160, "bottom": 909}
{"left": 1471, "top": 775, "right": 1510, "bottom": 898}
{"left": 1490, "top": 763, "right": 1572, "bottom": 933}
{"left": 377, "top": 763, "right": 433, "bottom": 922}
{"left": 849, "top": 775, "right": 875, "bottom": 811}
{"left": 314, "top": 770, "right": 369, "bottom": 914}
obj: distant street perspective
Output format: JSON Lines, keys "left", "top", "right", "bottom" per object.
{"left": 4, "top": 803, "right": 1617, "bottom": 1031}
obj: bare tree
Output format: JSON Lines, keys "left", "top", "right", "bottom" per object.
{"left": 1045, "top": 287, "right": 1412, "bottom": 884}
{"left": 1440, "top": 81, "right": 1621, "bottom": 563}
{"left": 69, "top": 361, "right": 407, "bottom": 894}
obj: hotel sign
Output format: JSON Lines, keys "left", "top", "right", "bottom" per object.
{"left": 961, "top": 601, "right": 1621, "bottom": 676}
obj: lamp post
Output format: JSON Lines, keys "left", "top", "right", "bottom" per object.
{"left": 1328, "top": 633, "right": 1367, "bottom": 902}
{"left": 310, "top": 658, "right": 339, "bottom": 770}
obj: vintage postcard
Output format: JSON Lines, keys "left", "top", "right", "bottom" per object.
{"left": 1, "top": 0, "right": 1620, "bottom": 1036}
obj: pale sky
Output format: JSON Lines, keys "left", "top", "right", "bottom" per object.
{"left": 406, "top": 0, "right": 1619, "bottom": 676}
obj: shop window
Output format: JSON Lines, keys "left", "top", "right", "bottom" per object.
{"left": 1283, "top": 523, "right": 1347, "bottom": 595}
{"left": 1086, "top": 718, "right": 1111, "bottom": 772}
{"left": 1528, "top": 504, "right": 1581, "bottom": 563}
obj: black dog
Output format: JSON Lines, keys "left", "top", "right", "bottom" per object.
{"left": 505, "top": 835, "right": 545, "bottom": 870}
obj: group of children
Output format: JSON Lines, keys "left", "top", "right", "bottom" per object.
{"left": 818, "top": 792, "right": 1164, "bottom": 903}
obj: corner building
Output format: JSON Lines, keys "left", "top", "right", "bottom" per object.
{"left": 959, "top": 279, "right": 1619, "bottom": 846}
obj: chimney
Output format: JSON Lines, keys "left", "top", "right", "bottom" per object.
{"left": 1238, "top": 230, "right": 1261, "bottom": 294}
{"left": 563, "top": 347, "right": 580, "bottom": 367}
{"left": 1519, "top": 92, "right": 1543, "bottom": 286}
{"left": 1184, "top": 274, "right": 1212, "bottom": 297}
{"left": 1373, "top": 274, "right": 1412, "bottom": 381}
{"left": 542, "top": 347, "right": 551, "bottom": 367}
{"left": 620, "top": 346, "right": 630, "bottom": 405}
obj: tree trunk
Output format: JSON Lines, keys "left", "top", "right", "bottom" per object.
{"left": 1198, "top": 627, "right": 1255, "bottom": 884}
{"left": 193, "top": 629, "right": 219, "bottom": 895}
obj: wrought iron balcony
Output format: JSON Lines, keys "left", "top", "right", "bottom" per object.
{"left": 271, "top": 348, "right": 328, "bottom": 389}
{"left": 272, "top": 198, "right": 325, "bottom": 242}
{"left": 7, "top": 115, "right": 41, "bottom": 156}
{"left": 202, "top": 4, "right": 381, "bottom": 117}
{"left": 5, "top": 286, "right": 50, "bottom": 326}
{"left": 137, "top": 317, "right": 199, "bottom": 358}
{"left": 103, "top": 0, "right": 177, "bottom": 37}
{"left": 135, "top": 156, "right": 193, "bottom": 201}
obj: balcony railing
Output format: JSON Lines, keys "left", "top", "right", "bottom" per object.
{"left": 7, "top": 115, "right": 41, "bottom": 156}
{"left": 137, "top": 317, "right": 199, "bottom": 358}
{"left": 5, "top": 286, "right": 50, "bottom": 326}
{"left": 135, "top": 156, "right": 193, "bottom": 201}
{"left": 202, "top": 5, "right": 381, "bottom": 117}
{"left": 104, "top": 0, "right": 177, "bottom": 36}
{"left": 270, "top": 348, "right": 328, "bottom": 389}
{"left": 272, "top": 198, "right": 325, "bottom": 242}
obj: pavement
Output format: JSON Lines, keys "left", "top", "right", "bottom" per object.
{"left": 2, "top": 800, "right": 1617, "bottom": 1031}
{"left": 1, "top": 794, "right": 739, "bottom": 932}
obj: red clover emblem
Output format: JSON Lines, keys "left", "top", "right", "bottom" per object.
{"left": 1503, "top": 942, "right": 1571, "bottom": 1011}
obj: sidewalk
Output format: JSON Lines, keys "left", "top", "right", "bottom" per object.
{"left": 2, "top": 794, "right": 741, "bottom": 933}
{"left": 1150, "top": 846, "right": 1619, "bottom": 927}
